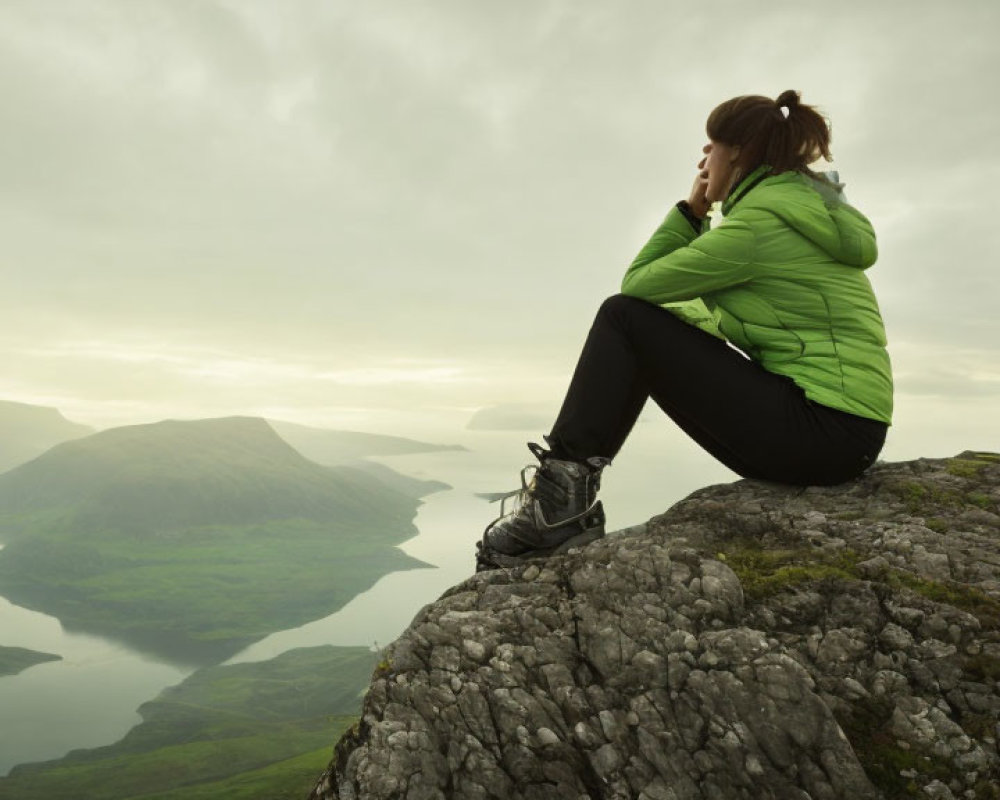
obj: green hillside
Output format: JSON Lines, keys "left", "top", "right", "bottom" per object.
{"left": 0, "top": 417, "right": 420, "bottom": 535}
{"left": 0, "top": 417, "right": 437, "bottom": 663}
{"left": 0, "top": 645, "right": 61, "bottom": 676}
{"left": 0, "top": 400, "right": 93, "bottom": 475}
{"left": 0, "top": 646, "right": 375, "bottom": 800}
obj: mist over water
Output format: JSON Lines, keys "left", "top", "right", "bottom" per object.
{"left": 0, "top": 425, "right": 734, "bottom": 775}
{"left": 229, "top": 425, "right": 736, "bottom": 663}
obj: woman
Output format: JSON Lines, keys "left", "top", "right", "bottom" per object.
{"left": 475, "top": 89, "right": 892, "bottom": 573}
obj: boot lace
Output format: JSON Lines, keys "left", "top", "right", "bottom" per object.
{"left": 486, "top": 442, "right": 610, "bottom": 531}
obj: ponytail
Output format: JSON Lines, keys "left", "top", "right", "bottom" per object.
{"left": 706, "top": 90, "right": 833, "bottom": 177}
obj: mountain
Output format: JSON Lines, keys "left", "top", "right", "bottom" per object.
{"left": 310, "top": 452, "right": 1000, "bottom": 799}
{"left": 0, "top": 416, "right": 437, "bottom": 663}
{"left": 268, "top": 420, "right": 464, "bottom": 466}
{"left": 0, "top": 400, "right": 93, "bottom": 474}
{"left": 0, "top": 416, "right": 419, "bottom": 537}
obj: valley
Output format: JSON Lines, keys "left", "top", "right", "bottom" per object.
{"left": 0, "top": 416, "right": 445, "bottom": 664}
{"left": 0, "top": 646, "right": 377, "bottom": 800}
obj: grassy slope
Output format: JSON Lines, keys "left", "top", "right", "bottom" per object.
{"left": 0, "top": 645, "right": 61, "bottom": 676}
{"left": 0, "top": 646, "right": 375, "bottom": 800}
{"left": 0, "top": 518, "right": 424, "bottom": 655}
{"left": 122, "top": 744, "right": 343, "bottom": 800}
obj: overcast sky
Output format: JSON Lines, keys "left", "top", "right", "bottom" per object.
{"left": 1, "top": 0, "right": 998, "bottom": 457}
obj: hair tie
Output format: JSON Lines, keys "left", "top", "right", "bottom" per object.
{"left": 779, "top": 105, "right": 790, "bottom": 119}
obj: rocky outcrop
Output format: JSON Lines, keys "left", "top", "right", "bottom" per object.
{"left": 310, "top": 452, "right": 1000, "bottom": 800}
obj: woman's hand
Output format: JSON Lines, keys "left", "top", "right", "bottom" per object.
{"left": 686, "top": 155, "right": 712, "bottom": 219}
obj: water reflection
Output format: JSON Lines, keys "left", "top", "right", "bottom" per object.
{"left": 0, "top": 595, "right": 189, "bottom": 775}
{"left": 0, "top": 426, "right": 736, "bottom": 775}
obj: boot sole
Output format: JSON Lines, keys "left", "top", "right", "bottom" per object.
{"left": 476, "top": 516, "right": 606, "bottom": 572}
{"left": 551, "top": 524, "right": 606, "bottom": 554}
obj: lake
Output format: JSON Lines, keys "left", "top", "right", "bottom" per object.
{"left": 0, "top": 425, "right": 735, "bottom": 775}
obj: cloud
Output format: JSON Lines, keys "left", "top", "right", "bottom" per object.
{"left": 892, "top": 341, "right": 1000, "bottom": 398}
{"left": 1, "top": 0, "right": 998, "bottom": 442}
{"left": 897, "top": 372, "right": 1000, "bottom": 398}
{"left": 16, "top": 339, "right": 476, "bottom": 387}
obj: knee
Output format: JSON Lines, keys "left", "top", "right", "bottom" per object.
{"left": 597, "top": 293, "right": 649, "bottom": 323}
{"left": 599, "top": 293, "right": 644, "bottom": 315}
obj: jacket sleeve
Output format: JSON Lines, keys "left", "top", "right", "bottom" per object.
{"left": 621, "top": 205, "right": 756, "bottom": 304}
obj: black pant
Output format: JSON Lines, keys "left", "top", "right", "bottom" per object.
{"left": 546, "top": 294, "right": 887, "bottom": 486}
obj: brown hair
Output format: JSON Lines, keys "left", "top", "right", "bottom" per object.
{"left": 706, "top": 89, "right": 833, "bottom": 181}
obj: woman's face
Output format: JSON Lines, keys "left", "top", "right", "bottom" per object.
{"left": 699, "top": 141, "right": 742, "bottom": 202}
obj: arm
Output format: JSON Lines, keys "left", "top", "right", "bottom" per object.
{"left": 621, "top": 209, "right": 756, "bottom": 304}
{"left": 626, "top": 204, "right": 705, "bottom": 272}
{"left": 630, "top": 156, "right": 713, "bottom": 266}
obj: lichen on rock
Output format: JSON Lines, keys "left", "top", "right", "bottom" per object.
{"left": 310, "top": 452, "right": 1000, "bottom": 799}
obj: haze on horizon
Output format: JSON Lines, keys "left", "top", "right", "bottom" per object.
{"left": 2, "top": 0, "right": 998, "bottom": 460}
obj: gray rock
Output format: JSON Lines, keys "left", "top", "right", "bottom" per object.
{"left": 310, "top": 452, "right": 1000, "bottom": 799}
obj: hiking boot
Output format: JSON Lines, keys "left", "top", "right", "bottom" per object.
{"left": 475, "top": 442, "right": 610, "bottom": 572}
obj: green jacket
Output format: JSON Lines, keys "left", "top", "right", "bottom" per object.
{"left": 621, "top": 165, "right": 893, "bottom": 424}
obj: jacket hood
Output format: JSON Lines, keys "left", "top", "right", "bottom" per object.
{"left": 724, "top": 167, "right": 878, "bottom": 269}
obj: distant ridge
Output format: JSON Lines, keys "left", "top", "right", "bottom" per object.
{"left": 268, "top": 420, "right": 464, "bottom": 466}
{"left": 0, "top": 399, "right": 93, "bottom": 474}
{"left": 465, "top": 403, "right": 554, "bottom": 431}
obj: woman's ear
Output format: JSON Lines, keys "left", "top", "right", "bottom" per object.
{"left": 729, "top": 145, "right": 742, "bottom": 165}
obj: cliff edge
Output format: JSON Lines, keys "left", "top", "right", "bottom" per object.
{"left": 310, "top": 452, "right": 1000, "bottom": 800}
